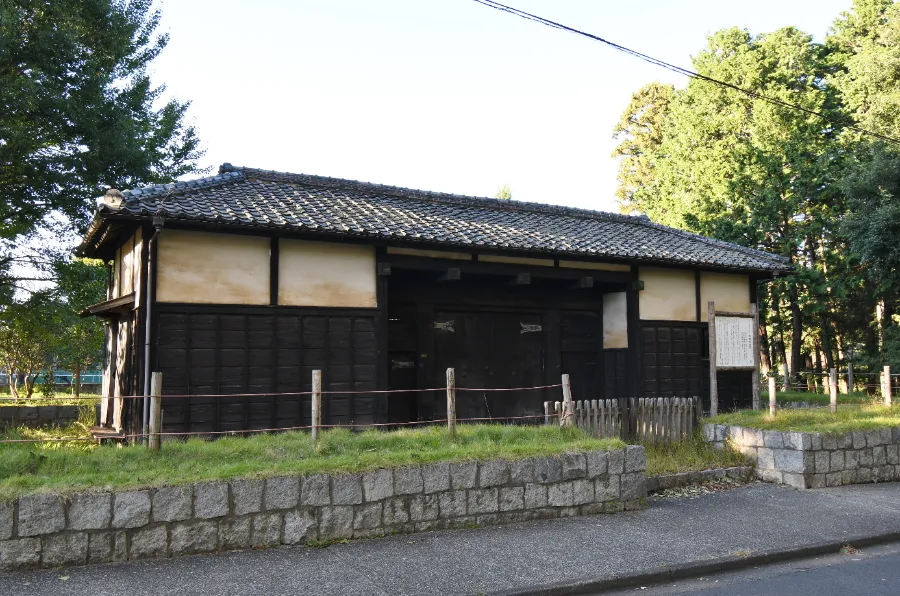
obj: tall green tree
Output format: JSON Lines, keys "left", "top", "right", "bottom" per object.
{"left": 0, "top": 0, "right": 204, "bottom": 240}
{"left": 0, "top": 291, "right": 62, "bottom": 399}
{"left": 611, "top": 82, "right": 673, "bottom": 217}
{"left": 613, "top": 26, "right": 847, "bottom": 383}
{"left": 52, "top": 257, "right": 106, "bottom": 396}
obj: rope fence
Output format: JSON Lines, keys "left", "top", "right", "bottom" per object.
{"left": 1, "top": 369, "right": 567, "bottom": 447}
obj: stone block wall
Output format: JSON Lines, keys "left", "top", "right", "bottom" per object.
{"left": 0, "top": 405, "right": 84, "bottom": 428}
{"left": 0, "top": 446, "right": 646, "bottom": 571}
{"left": 646, "top": 466, "right": 753, "bottom": 494}
{"left": 704, "top": 423, "right": 900, "bottom": 489}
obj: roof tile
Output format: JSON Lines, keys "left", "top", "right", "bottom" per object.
{"left": 81, "top": 164, "right": 790, "bottom": 272}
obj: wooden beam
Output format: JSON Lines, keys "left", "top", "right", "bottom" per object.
{"left": 269, "top": 237, "right": 279, "bottom": 306}
{"left": 694, "top": 270, "right": 701, "bottom": 322}
{"left": 438, "top": 267, "right": 461, "bottom": 281}
{"left": 708, "top": 301, "right": 718, "bottom": 417}
{"left": 384, "top": 253, "right": 631, "bottom": 284}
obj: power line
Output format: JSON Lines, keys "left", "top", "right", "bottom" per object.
{"left": 471, "top": 0, "right": 900, "bottom": 146}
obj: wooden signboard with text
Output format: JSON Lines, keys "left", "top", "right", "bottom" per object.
{"left": 708, "top": 302, "right": 760, "bottom": 416}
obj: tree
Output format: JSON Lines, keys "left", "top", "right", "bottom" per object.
{"left": 828, "top": 0, "right": 900, "bottom": 138}
{"left": 0, "top": 292, "right": 62, "bottom": 399}
{"left": 613, "top": 26, "right": 846, "bottom": 384}
{"left": 52, "top": 258, "right": 106, "bottom": 396}
{"left": 0, "top": 0, "right": 205, "bottom": 240}
{"left": 611, "top": 82, "right": 673, "bottom": 217}
{"left": 495, "top": 185, "right": 513, "bottom": 200}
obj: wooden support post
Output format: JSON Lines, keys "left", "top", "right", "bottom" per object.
{"left": 446, "top": 367, "right": 457, "bottom": 436}
{"left": 751, "top": 303, "right": 761, "bottom": 410}
{"left": 708, "top": 301, "right": 719, "bottom": 417}
{"left": 884, "top": 365, "right": 892, "bottom": 407}
{"left": 768, "top": 374, "right": 777, "bottom": 417}
{"left": 311, "top": 369, "right": 322, "bottom": 442}
{"left": 148, "top": 372, "right": 162, "bottom": 452}
{"left": 829, "top": 368, "right": 838, "bottom": 414}
{"left": 560, "top": 374, "right": 574, "bottom": 428}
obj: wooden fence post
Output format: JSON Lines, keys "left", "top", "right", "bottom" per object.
{"left": 768, "top": 374, "right": 777, "bottom": 417}
{"left": 829, "top": 368, "right": 838, "bottom": 414}
{"left": 148, "top": 372, "right": 162, "bottom": 452}
{"left": 560, "top": 374, "right": 574, "bottom": 428}
{"left": 446, "top": 367, "right": 457, "bottom": 436}
{"left": 848, "top": 361, "right": 854, "bottom": 395}
{"left": 311, "top": 369, "right": 322, "bottom": 442}
{"left": 883, "top": 365, "right": 892, "bottom": 407}
{"left": 708, "top": 301, "right": 718, "bottom": 417}
{"left": 751, "top": 303, "right": 761, "bottom": 410}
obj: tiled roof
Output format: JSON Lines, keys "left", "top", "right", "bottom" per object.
{"left": 80, "top": 164, "right": 791, "bottom": 272}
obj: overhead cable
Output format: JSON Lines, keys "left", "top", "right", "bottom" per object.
{"left": 471, "top": 0, "right": 900, "bottom": 146}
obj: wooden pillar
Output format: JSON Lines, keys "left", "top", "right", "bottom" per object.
{"left": 148, "top": 372, "right": 162, "bottom": 452}
{"left": 883, "top": 365, "right": 892, "bottom": 407}
{"left": 446, "top": 368, "right": 456, "bottom": 436}
{"left": 751, "top": 303, "right": 761, "bottom": 410}
{"left": 708, "top": 302, "right": 718, "bottom": 417}
{"left": 768, "top": 374, "right": 777, "bottom": 417}
{"left": 829, "top": 368, "right": 838, "bottom": 414}
{"left": 560, "top": 374, "right": 574, "bottom": 428}
{"left": 311, "top": 369, "right": 322, "bottom": 442}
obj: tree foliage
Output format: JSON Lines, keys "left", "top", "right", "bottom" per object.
{"left": 612, "top": 0, "right": 900, "bottom": 384}
{"left": 0, "top": 292, "right": 62, "bottom": 399}
{"left": 0, "top": 0, "right": 205, "bottom": 239}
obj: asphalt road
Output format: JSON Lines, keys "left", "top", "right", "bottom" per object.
{"left": 601, "top": 542, "right": 900, "bottom": 596}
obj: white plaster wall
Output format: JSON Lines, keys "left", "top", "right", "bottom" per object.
{"left": 156, "top": 229, "right": 270, "bottom": 304}
{"left": 279, "top": 239, "right": 377, "bottom": 308}
{"left": 639, "top": 267, "right": 697, "bottom": 321}
{"left": 700, "top": 272, "right": 751, "bottom": 321}
{"left": 603, "top": 292, "right": 628, "bottom": 349}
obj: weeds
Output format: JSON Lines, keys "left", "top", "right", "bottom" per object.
{"left": 643, "top": 432, "right": 748, "bottom": 476}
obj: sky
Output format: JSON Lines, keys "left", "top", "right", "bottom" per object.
{"left": 150, "top": 0, "right": 852, "bottom": 213}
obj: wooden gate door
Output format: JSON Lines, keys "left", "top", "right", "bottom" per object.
{"left": 433, "top": 311, "right": 544, "bottom": 421}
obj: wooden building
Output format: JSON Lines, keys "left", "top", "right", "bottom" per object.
{"left": 77, "top": 164, "right": 790, "bottom": 436}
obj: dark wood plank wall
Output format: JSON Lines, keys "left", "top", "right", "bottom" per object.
{"left": 640, "top": 322, "right": 705, "bottom": 398}
{"left": 154, "top": 306, "right": 379, "bottom": 433}
{"left": 638, "top": 320, "right": 752, "bottom": 412}
{"left": 385, "top": 274, "right": 624, "bottom": 420}
{"left": 603, "top": 349, "right": 628, "bottom": 399}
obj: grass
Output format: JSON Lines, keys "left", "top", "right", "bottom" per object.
{"left": 0, "top": 393, "right": 102, "bottom": 407}
{"left": 643, "top": 432, "right": 749, "bottom": 476}
{"left": 0, "top": 424, "right": 624, "bottom": 501}
{"left": 763, "top": 390, "right": 875, "bottom": 405}
{"left": 708, "top": 404, "right": 900, "bottom": 434}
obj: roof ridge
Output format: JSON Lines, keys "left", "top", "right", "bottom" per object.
{"left": 219, "top": 163, "right": 789, "bottom": 266}
{"left": 119, "top": 171, "right": 244, "bottom": 202}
